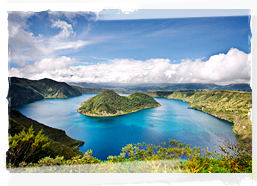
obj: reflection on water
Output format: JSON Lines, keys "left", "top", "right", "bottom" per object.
{"left": 15, "top": 93, "right": 237, "bottom": 160}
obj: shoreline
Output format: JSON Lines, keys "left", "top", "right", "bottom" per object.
{"left": 77, "top": 104, "right": 161, "bottom": 117}
{"left": 163, "top": 96, "right": 251, "bottom": 144}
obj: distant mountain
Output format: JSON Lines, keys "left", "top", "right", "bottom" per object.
{"left": 8, "top": 77, "right": 251, "bottom": 107}
{"left": 68, "top": 82, "right": 115, "bottom": 89}
{"left": 71, "top": 85, "right": 105, "bottom": 94}
{"left": 8, "top": 77, "right": 82, "bottom": 106}
{"left": 120, "top": 83, "right": 252, "bottom": 92}
{"left": 9, "top": 108, "right": 84, "bottom": 160}
{"left": 68, "top": 82, "right": 252, "bottom": 92}
{"left": 77, "top": 90, "right": 161, "bottom": 117}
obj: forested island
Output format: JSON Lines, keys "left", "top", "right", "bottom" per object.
{"left": 77, "top": 90, "right": 161, "bottom": 117}
{"left": 7, "top": 77, "right": 252, "bottom": 173}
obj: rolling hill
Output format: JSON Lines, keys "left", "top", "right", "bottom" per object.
{"left": 77, "top": 90, "right": 161, "bottom": 117}
{"left": 8, "top": 77, "right": 82, "bottom": 106}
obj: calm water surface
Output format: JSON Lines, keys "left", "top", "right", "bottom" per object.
{"left": 15, "top": 93, "right": 237, "bottom": 160}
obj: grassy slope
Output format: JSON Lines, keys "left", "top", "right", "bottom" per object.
{"left": 162, "top": 90, "right": 252, "bottom": 144}
{"left": 9, "top": 109, "right": 84, "bottom": 159}
{"left": 71, "top": 85, "right": 105, "bottom": 93}
{"left": 78, "top": 90, "right": 161, "bottom": 116}
{"left": 8, "top": 77, "right": 82, "bottom": 106}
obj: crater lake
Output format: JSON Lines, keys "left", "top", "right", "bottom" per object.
{"left": 14, "top": 93, "right": 237, "bottom": 160}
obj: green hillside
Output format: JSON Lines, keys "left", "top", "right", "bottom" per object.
{"left": 149, "top": 90, "right": 252, "bottom": 149}
{"left": 71, "top": 85, "right": 105, "bottom": 93}
{"left": 8, "top": 77, "right": 82, "bottom": 106}
{"left": 78, "top": 90, "right": 161, "bottom": 116}
{"left": 9, "top": 109, "right": 84, "bottom": 160}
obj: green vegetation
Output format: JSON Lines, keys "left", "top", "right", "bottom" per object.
{"left": 147, "top": 91, "right": 174, "bottom": 98}
{"left": 77, "top": 90, "right": 161, "bottom": 116}
{"left": 8, "top": 77, "right": 82, "bottom": 106}
{"left": 7, "top": 81, "right": 252, "bottom": 173}
{"left": 7, "top": 126, "right": 50, "bottom": 167}
{"left": 148, "top": 90, "right": 252, "bottom": 153}
{"left": 168, "top": 91, "right": 251, "bottom": 141}
{"left": 71, "top": 85, "right": 105, "bottom": 93}
{"left": 119, "top": 83, "right": 251, "bottom": 92}
{"left": 9, "top": 109, "right": 84, "bottom": 162}
{"left": 7, "top": 131, "right": 252, "bottom": 173}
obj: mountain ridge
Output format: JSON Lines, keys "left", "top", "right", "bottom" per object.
{"left": 69, "top": 82, "right": 252, "bottom": 92}
{"left": 8, "top": 77, "right": 82, "bottom": 106}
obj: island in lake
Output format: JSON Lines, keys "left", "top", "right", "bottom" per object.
{"left": 77, "top": 90, "right": 161, "bottom": 117}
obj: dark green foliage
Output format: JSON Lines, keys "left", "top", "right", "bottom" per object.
{"left": 78, "top": 90, "right": 161, "bottom": 116}
{"left": 71, "top": 85, "right": 105, "bottom": 93}
{"left": 9, "top": 109, "right": 84, "bottom": 160}
{"left": 8, "top": 77, "right": 82, "bottom": 106}
{"left": 9, "top": 109, "right": 84, "bottom": 147}
{"left": 10, "top": 139, "right": 252, "bottom": 173}
{"left": 106, "top": 139, "right": 196, "bottom": 162}
{"left": 8, "top": 83, "right": 44, "bottom": 106}
{"left": 7, "top": 126, "right": 50, "bottom": 166}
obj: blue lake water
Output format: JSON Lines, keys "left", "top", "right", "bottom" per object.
{"left": 15, "top": 93, "right": 237, "bottom": 160}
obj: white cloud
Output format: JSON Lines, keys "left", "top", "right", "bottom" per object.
{"left": 9, "top": 48, "right": 251, "bottom": 85}
{"left": 51, "top": 20, "right": 76, "bottom": 39}
{"left": 8, "top": 13, "right": 92, "bottom": 65}
{"left": 172, "top": 48, "right": 251, "bottom": 84}
{"left": 48, "top": 11, "right": 97, "bottom": 24}
{"left": 8, "top": 22, "right": 49, "bottom": 65}
{"left": 9, "top": 56, "right": 77, "bottom": 80}
{"left": 53, "top": 40, "right": 90, "bottom": 50}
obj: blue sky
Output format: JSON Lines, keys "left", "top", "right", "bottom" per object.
{"left": 8, "top": 10, "right": 251, "bottom": 85}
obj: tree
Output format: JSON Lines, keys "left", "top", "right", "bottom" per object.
{"left": 7, "top": 126, "right": 50, "bottom": 166}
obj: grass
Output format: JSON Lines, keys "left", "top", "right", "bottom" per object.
{"left": 163, "top": 90, "right": 252, "bottom": 147}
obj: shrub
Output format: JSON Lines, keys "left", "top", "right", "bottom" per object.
{"left": 7, "top": 126, "right": 50, "bottom": 167}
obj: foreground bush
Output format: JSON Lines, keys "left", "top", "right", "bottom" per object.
{"left": 7, "top": 126, "right": 50, "bottom": 167}
{"left": 7, "top": 130, "right": 252, "bottom": 173}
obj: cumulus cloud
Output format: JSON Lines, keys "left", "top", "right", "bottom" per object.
{"left": 9, "top": 48, "right": 251, "bottom": 85}
{"left": 171, "top": 48, "right": 251, "bottom": 84}
{"left": 9, "top": 56, "right": 77, "bottom": 80}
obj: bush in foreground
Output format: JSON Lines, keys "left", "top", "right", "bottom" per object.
{"left": 7, "top": 127, "right": 252, "bottom": 173}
